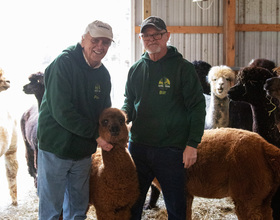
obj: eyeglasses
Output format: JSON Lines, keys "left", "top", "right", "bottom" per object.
{"left": 139, "top": 32, "right": 167, "bottom": 41}
{"left": 90, "top": 37, "right": 112, "bottom": 47}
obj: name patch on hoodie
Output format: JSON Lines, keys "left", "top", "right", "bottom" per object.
{"left": 94, "top": 83, "right": 101, "bottom": 99}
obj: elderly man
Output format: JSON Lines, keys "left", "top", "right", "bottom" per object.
{"left": 37, "top": 20, "right": 114, "bottom": 219}
{"left": 122, "top": 16, "right": 206, "bottom": 220}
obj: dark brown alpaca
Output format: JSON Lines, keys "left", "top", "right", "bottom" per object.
{"left": 20, "top": 72, "right": 44, "bottom": 187}
{"left": 89, "top": 108, "right": 139, "bottom": 220}
{"left": 228, "top": 66, "right": 280, "bottom": 219}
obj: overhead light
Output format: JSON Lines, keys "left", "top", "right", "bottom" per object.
{"left": 192, "top": 0, "right": 208, "bottom": 2}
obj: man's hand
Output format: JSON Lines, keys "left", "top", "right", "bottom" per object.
{"left": 183, "top": 146, "right": 197, "bottom": 168}
{"left": 96, "top": 137, "right": 113, "bottom": 151}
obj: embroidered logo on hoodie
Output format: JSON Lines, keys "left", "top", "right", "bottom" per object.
{"left": 158, "top": 77, "right": 170, "bottom": 95}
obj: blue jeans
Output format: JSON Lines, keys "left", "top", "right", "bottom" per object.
{"left": 128, "top": 142, "right": 186, "bottom": 220}
{"left": 37, "top": 149, "right": 92, "bottom": 220}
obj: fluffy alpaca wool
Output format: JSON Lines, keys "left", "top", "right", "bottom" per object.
{"left": 0, "top": 70, "right": 18, "bottom": 205}
{"left": 89, "top": 108, "right": 139, "bottom": 220}
{"left": 205, "top": 65, "right": 236, "bottom": 129}
{"left": 20, "top": 72, "right": 44, "bottom": 187}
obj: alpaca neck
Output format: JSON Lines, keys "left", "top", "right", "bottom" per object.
{"left": 207, "top": 95, "right": 230, "bottom": 128}
{"left": 101, "top": 143, "right": 136, "bottom": 183}
{"left": 250, "top": 101, "right": 280, "bottom": 147}
{"left": 35, "top": 93, "right": 43, "bottom": 110}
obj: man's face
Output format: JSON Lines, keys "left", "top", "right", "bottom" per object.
{"left": 139, "top": 26, "right": 169, "bottom": 54}
{"left": 81, "top": 33, "right": 111, "bottom": 67}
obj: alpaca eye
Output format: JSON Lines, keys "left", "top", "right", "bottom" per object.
{"left": 119, "top": 118, "right": 125, "bottom": 125}
{"left": 226, "top": 78, "right": 231, "bottom": 81}
{"left": 101, "top": 119, "right": 108, "bottom": 126}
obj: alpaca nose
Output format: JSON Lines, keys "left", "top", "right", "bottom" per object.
{"left": 110, "top": 125, "right": 120, "bottom": 136}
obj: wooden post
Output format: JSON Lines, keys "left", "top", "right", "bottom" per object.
{"left": 223, "top": 0, "right": 236, "bottom": 67}
{"left": 143, "top": 0, "right": 151, "bottom": 20}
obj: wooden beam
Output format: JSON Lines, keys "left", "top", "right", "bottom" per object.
{"left": 135, "top": 26, "right": 223, "bottom": 34}
{"left": 135, "top": 24, "right": 280, "bottom": 34}
{"left": 143, "top": 0, "right": 151, "bottom": 20}
{"left": 223, "top": 0, "right": 236, "bottom": 67}
{"left": 236, "top": 24, "right": 280, "bottom": 32}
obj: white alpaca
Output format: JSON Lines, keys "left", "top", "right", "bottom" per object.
{"left": 205, "top": 65, "right": 236, "bottom": 129}
{"left": 0, "top": 68, "right": 18, "bottom": 205}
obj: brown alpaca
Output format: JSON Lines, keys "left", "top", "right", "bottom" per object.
{"left": 89, "top": 108, "right": 139, "bottom": 220}
{"left": 151, "top": 128, "right": 280, "bottom": 219}
{"left": 186, "top": 128, "right": 280, "bottom": 220}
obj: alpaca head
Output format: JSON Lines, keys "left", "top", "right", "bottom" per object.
{"left": 228, "top": 67, "right": 275, "bottom": 105}
{"left": 23, "top": 72, "right": 44, "bottom": 96}
{"left": 264, "top": 67, "right": 280, "bottom": 102}
{"left": 192, "top": 60, "right": 212, "bottom": 95}
{"left": 208, "top": 65, "right": 236, "bottom": 99}
{"left": 99, "top": 108, "right": 129, "bottom": 146}
{"left": 0, "top": 68, "right": 10, "bottom": 92}
{"left": 248, "top": 58, "right": 276, "bottom": 74}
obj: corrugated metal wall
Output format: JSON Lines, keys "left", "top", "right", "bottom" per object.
{"left": 236, "top": 0, "right": 280, "bottom": 67}
{"left": 133, "top": 0, "right": 280, "bottom": 67}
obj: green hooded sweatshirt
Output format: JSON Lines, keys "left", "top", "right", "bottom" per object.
{"left": 37, "top": 43, "right": 111, "bottom": 160}
{"left": 122, "top": 46, "right": 205, "bottom": 149}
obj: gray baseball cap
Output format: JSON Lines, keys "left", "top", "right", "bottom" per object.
{"left": 140, "top": 16, "right": 167, "bottom": 33}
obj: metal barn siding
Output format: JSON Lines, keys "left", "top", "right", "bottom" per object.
{"left": 236, "top": 0, "right": 280, "bottom": 67}
{"left": 133, "top": 0, "right": 279, "bottom": 67}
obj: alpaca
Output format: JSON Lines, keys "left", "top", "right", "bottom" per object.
{"left": 186, "top": 128, "right": 280, "bottom": 220}
{"left": 192, "top": 60, "right": 211, "bottom": 95}
{"left": 205, "top": 65, "right": 236, "bottom": 129}
{"left": 0, "top": 68, "right": 10, "bottom": 92}
{"left": 89, "top": 108, "right": 139, "bottom": 220}
{"left": 228, "top": 66, "right": 280, "bottom": 219}
{"left": 149, "top": 128, "right": 280, "bottom": 219}
{"left": 0, "top": 68, "right": 18, "bottom": 205}
{"left": 248, "top": 58, "right": 276, "bottom": 74}
{"left": 20, "top": 72, "right": 44, "bottom": 187}
{"left": 228, "top": 66, "right": 280, "bottom": 147}
{"left": 264, "top": 67, "right": 280, "bottom": 101}
{"left": 265, "top": 76, "right": 280, "bottom": 101}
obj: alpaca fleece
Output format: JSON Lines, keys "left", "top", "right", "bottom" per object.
{"left": 20, "top": 72, "right": 44, "bottom": 187}
{"left": 185, "top": 128, "right": 280, "bottom": 219}
{"left": 0, "top": 69, "right": 18, "bottom": 205}
{"left": 89, "top": 108, "right": 139, "bottom": 220}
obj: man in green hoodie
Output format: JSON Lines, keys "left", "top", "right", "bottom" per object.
{"left": 37, "top": 20, "right": 114, "bottom": 219}
{"left": 122, "top": 16, "right": 206, "bottom": 220}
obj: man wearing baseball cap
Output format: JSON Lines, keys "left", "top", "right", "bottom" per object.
{"left": 37, "top": 20, "right": 114, "bottom": 219}
{"left": 122, "top": 16, "right": 206, "bottom": 219}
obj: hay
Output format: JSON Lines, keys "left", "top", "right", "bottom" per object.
{"left": 0, "top": 184, "right": 238, "bottom": 220}
{"left": 0, "top": 134, "right": 237, "bottom": 220}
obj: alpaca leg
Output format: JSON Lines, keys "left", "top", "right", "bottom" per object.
{"left": 95, "top": 211, "right": 116, "bottom": 220}
{"left": 33, "top": 148, "right": 38, "bottom": 187}
{"left": 4, "top": 149, "right": 18, "bottom": 206}
{"left": 25, "top": 141, "right": 37, "bottom": 187}
{"left": 114, "top": 209, "right": 131, "bottom": 220}
{"left": 271, "top": 187, "right": 280, "bottom": 220}
{"left": 144, "top": 184, "right": 160, "bottom": 209}
{"left": 186, "top": 193, "right": 193, "bottom": 220}
{"left": 234, "top": 201, "right": 273, "bottom": 220}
